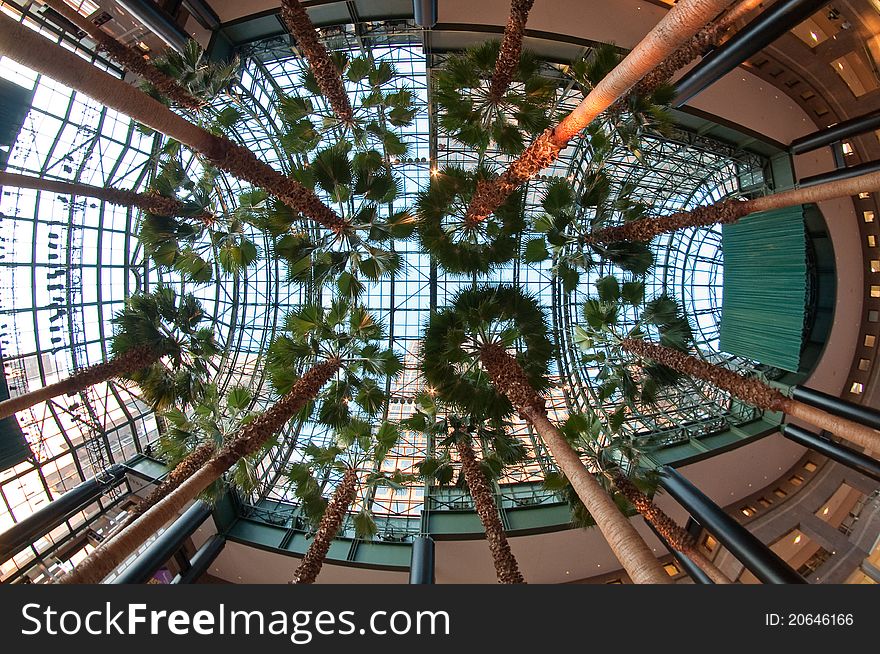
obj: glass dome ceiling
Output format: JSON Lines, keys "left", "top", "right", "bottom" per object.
{"left": 0, "top": 13, "right": 776, "bottom": 568}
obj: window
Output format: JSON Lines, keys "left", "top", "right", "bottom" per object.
{"left": 663, "top": 563, "right": 680, "bottom": 576}
{"left": 789, "top": 475, "right": 805, "bottom": 486}
{"left": 859, "top": 358, "right": 871, "bottom": 371}
{"left": 757, "top": 497, "right": 772, "bottom": 508}
{"left": 803, "top": 461, "right": 818, "bottom": 472}
{"left": 740, "top": 505, "right": 756, "bottom": 517}
{"left": 797, "top": 547, "right": 832, "bottom": 577}
{"left": 702, "top": 534, "right": 718, "bottom": 551}
{"left": 850, "top": 382, "right": 864, "bottom": 394}
{"left": 774, "top": 488, "right": 788, "bottom": 498}
{"left": 872, "top": 261, "right": 880, "bottom": 273}
{"left": 865, "top": 211, "right": 875, "bottom": 223}
{"left": 869, "top": 235, "right": 877, "bottom": 247}
{"left": 871, "top": 285, "right": 880, "bottom": 298}
{"left": 866, "top": 334, "right": 877, "bottom": 348}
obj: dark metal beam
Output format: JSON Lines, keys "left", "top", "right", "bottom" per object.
{"left": 790, "top": 109, "right": 880, "bottom": 155}
{"left": 173, "top": 533, "right": 226, "bottom": 583}
{"left": 782, "top": 424, "right": 880, "bottom": 483}
{"left": 658, "top": 466, "right": 806, "bottom": 584}
{"left": 110, "top": 501, "right": 212, "bottom": 584}
{"left": 797, "top": 159, "right": 880, "bottom": 188}
{"left": 792, "top": 385, "right": 880, "bottom": 431}
{"left": 413, "top": 0, "right": 438, "bottom": 28}
{"left": 673, "top": 0, "right": 830, "bottom": 107}
{"left": 114, "top": 0, "right": 190, "bottom": 52}
{"left": 644, "top": 521, "right": 712, "bottom": 584}
{"left": 180, "top": 0, "right": 221, "bottom": 32}
{"left": 409, "top": 536, "right": 435, "bottom": 584}
{"left": 0, "top": 464, "right": 126, "bottom": 563}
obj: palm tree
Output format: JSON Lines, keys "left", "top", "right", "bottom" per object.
{"left": 274, "top": 54, "right": 416, "bottom": 160}
{"left": 138, "top": 163, "right": 259, "bottom": 283}
{"left": 57, "top": 356, "right": 343, "bottom": 584}
{"left": 288, "top": 419, "right": 405, "bottom": 584}
{"left": 422, "top": 285, "right": 670, "bottom": 583}
{"left": 464, "top": 0, "right": 735, "bottom": 222}
{"left": 576, "top": 280, "right": 880, "bottom": 455}
{"left": 622, "top": 337, "right": 880, "bottom": 454}
{"left": 586, "top": 168, "right": 880, "bottom": 244}
{"left": 489, "top": 0, "right": 538, "bottom": 103}
{"left": 123, "top": 384, "right": 261, "bottom": 527}
{"left": 566, "top": 44, "right": 675, "bottom": 157}
{"left": 0, "top": 288, "right": 216, "bottom": 419}
{"left": 41, "top": 0, "right": 205, "bottom": 111}
{"left": 547, "top": 406, "right": 731, "bottom": 583}
{"left": 265, "top": 300, "right": 403, "bottom": 430}
{"left": 0, "top": 14, "right": 347, "bottom": 233}
{"left": 416, "top": 165, "right": 525, "bottom": 275}
{"left": 609, "top": 474, "right": 731, "bottom": 583}
{"left": 266, "top": 143, "right": 405, "bottom": 298}
{"left": 141, "top": 39, "right": 238, "bottom": 108}
{"left": 0, "top": 171, "right": 212, "bottom": 222}
{"left": 610, "top": 0, "right": 764, "bottom": 116}
{"left": 279, "top": 0, "right": 355, "bottom": 124}
{"left": 409, "top": 393, "right": 527, "bottom": 584}
{"left": 524, "top": 178, "right": 654, "bottom": 291}
{"left": 436, "top": 42, "right": 556, "bottom": 157}
{"left": 60, "top": 298, "right": 399, "bottom": 583}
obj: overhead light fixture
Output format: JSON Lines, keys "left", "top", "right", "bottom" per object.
{"left": 793, "top": 534, "right": 802, "bottom": 544}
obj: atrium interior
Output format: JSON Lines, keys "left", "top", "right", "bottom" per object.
{"left": 0, "top": 0, "right": 879, "bottom": 585}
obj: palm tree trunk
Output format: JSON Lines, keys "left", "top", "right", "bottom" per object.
{"left": 0, "top": 15, "right": 346, "bottom": 233}
{"left": 487, "top": 0, "right": 536, "bottom": 104}
{"left": 478, "top": 343, "right": 670, "bottom": 583}
{"left": 718, "top": 0, "right": 765, "bottom": 28}
{"left": 612, "top": 0, "right": 762, "bottom": 114}
{"left": 611, "top": 475, "right": 731, "bottom": 583}
{"left": 121, "top": 442, "right": 217, "bottom": 528}
{"left": 455, "top": 439, "right": 525, "bottom": 584}
{"left": 291, "top": 466, "right": 358, "bottom": 584}
{"left": 280, "top": 0, "right": 355, "bottom": 124}
{"left": 0, "top": 171, "right": 213, "bottom": 223}
{"left": 465, "top": 0, "right": 733, "bottom": 222}
{"left": 56, "top": 358, "right": 341, "bottom": 584}
{"left": 621, "top": 338, "right": 880, "bottom": 453}
{"left": 589, "top": 168, "right": 880, "bottom": 243}
{"left": 42, "top": 0, "right": 203, "bottom": 111}
{"left": 0, "top": 345, "right": 158, "bottom": 420}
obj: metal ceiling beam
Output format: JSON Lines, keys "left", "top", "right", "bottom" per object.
{"left": 673, "top": 0, "right": 830, "bottom": 107}
{"left": 173, "top": 533, "right": 226, "bottom": 583}
{"left": 413, "top": 0, "right": 437, "bottom": 28}
{"left": 790, "top": 109, "right": 880, "bottom": 156}
{"left": 0, "top": 464, "right": 126, "bottom": 563}
{"left": 180, "top": 0, "right": 221, "bottom": 32}
{"left": 110, "top": 501, "right": 211, "bottom": 584}
{"left": 782, "top": 425, "right": 880, "bottom": 483}
{"left": 408, "top": 536, "right": 435, "bottom": 583}
{"left": 791, "top": 385, "right": 880, "bottom": 430}
{"left": 114, "top": 0, "right": 190, "bottom": 52}
{"left": 658, "top": 466, "right": 807, "bottom": 584}
{"left": 797, "top": 158, "right": 880, "bottom": 187}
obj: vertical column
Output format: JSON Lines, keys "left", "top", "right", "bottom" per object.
{"left": 658, "top": 466, "right": 806, "bottom": 584}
